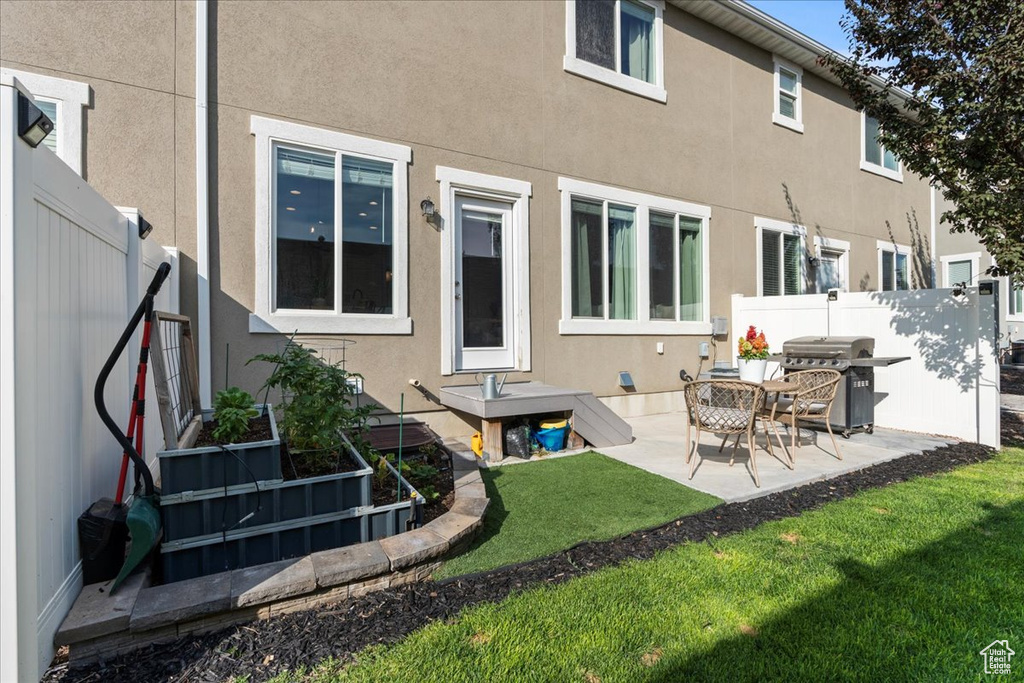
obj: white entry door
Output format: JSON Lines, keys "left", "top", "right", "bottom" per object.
{"left": 454, "top": 196, "right": 515, "bottom": 371}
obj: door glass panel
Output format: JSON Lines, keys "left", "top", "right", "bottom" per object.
{"left": 571, "top": 199, "right": 604, "bottom": 318}
{"left": 649, "top": 211, "right": 675, "bottom": 320}
{"left": 275, "top": 146, "right": 335, "bottom": 310}
{"left": 461, "top": 210, "right": 504, "bottom": 348}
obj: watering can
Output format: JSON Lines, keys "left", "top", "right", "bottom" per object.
{"left": 475, "top": 372, "right": 507, "bottom": 400}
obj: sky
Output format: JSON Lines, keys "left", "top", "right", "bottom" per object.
{"left": 746, "top": 1, "right": 851, "bottom": 55}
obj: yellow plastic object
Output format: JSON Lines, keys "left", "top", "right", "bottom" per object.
{"left": 539, "top": 418, "right": 568, "bottom": 430}
{"left": 471, "top": 432, "right": 483, "bottom": 457}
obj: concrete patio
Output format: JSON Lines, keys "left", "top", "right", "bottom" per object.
{"left": 601, "top": 413, "right": 958, "bottom": 503}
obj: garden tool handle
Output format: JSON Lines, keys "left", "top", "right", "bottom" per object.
{"left": 94, "top": 261, "right": 172, "bottom": 497}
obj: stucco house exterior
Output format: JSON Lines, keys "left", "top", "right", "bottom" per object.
{"left": 1, "top": 0, "right": 953, "bottom": 437}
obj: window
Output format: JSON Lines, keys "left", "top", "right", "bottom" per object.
{"left": 812, "top": 235, "right": 850, "bottom": 293}
{"left": 558, "top": 177, "right": 710, "bottom": 334}
{"left": 756, "top": 218, "right": 806, "bottom": 296}
{"left": 877, "top": 241, "right": 912, "bottom": 291}
{"left": 250, "top": 116, "right": 412, "bottom": 334}
{"left": 940, "top": 251, "right": 981, "bottom": 289}
{"left": 564, "top": 0, "right": 666, "bottom": 102}
{"left": 1, "top": 68, "right": 89, "bottom": 174}
{"left": 861, "top": 113, "right": 902, "bottom": 182}
{"left": 1010, "top": 280, "right": 1024, "bottom": 318}
{"left": 772, "top": 56, "right": 803, "bottom": 133}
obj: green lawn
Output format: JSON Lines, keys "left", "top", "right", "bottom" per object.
{"left": 280, "top": 446, "right": 1024, "bottom": 682}
{"left": 435, "top": 452, "right": 722, "bottom": 579}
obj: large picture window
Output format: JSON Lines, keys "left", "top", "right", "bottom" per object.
{"left": 564, "top": 0, "right": 666, "bottom": 102}
{"left": 250, "top": 116, "right": 411, "bottom": 334}
{"left": 559, "top": 178, "right": 710, "bottom": 334}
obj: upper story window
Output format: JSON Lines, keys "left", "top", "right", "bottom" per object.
{"left": 1010, "top": 280, "right": 1024, "bottom": 318}
{"left": 877, "top": 241, "right": 912, "bottom": 291}
{"left": 861, "top": 113, "right": 903, "bottom": 182}
{"left": 249, "top": 116, "right": 412, "bottom": 334}
{"left": 772, "top": 56, "right": 803, "bottom": 133}
{"left": 940, "top": 251, "right": 981, "bottom": 288}
{"left": 1, "top": 68, "right": 89, "bottom": 175}
{"left": 558, "top": 177, "right": 710, "bottom": 334}
{"left": 564, "top": 0, "right": 667, "bottom": 103}
{"left": 757, "top": 217, "right": 806, "bottom": 296}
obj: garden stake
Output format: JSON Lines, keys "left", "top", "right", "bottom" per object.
{"left": 397, "top": 393, "right": 404, "bottom": 504}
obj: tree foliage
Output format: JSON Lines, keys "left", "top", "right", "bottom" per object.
{"left": 827, "top": 0, "right": 1024, "bottom": 281}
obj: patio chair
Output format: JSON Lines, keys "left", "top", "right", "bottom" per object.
{"left": 766, "top": 369, "right": 842, "bottom": 462}
{"left": 684, "top": 380, "right": 766, "bottom": 487}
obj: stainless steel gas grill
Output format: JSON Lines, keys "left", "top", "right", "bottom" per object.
{"left": 778, "top": 336, "right": 909, "bottom": 437}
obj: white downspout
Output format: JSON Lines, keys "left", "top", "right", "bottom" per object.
{"left": 196, "top": 0, "right": 212, "bottom": 407}
{"left": 930, "top": 184, "right": 937, "bottom": 288}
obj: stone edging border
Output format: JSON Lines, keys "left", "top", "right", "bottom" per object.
{"left": 55, "top": 441, "right": 487, "bottom": 665}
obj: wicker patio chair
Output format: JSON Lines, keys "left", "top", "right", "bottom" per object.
{"left": 684, "top": 380, "right": 766, "bottom": 487}
{"left": 766, "top": 369, "right": 842, "bottom": 462}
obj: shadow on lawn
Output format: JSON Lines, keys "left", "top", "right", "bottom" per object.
{"left": 650, "top": 500, "right": 1024, "bottom": 682}
{"left": 456, "top": 468, "right": 508, "bottom": 551}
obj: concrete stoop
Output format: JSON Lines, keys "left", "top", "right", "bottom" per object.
{"left": 56, "top": 445, "right": 488, "bottom": 666}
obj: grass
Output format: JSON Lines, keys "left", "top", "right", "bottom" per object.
{"left": 435, "top": 452, "right": 722, "bottom": 578}
{"left": 276, "top": 446, "right": 1024, "bottom": 682}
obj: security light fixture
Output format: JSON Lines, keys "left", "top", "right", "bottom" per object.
{"left": 827, "top": 289, "right": 839, "bottom": 302}
{"left": 420, "top": 197, "right": 436, "bottom": 219}
{"left": 17, "top": 91, "right": 54, "bottom": 149}
{"left": 808, "top": 255, "right": 821, "bottom": 268}
{"left": 138, "top": 216, "right": 154, "bottom": 240}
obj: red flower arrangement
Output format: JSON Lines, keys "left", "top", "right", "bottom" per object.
{"left": 737, "top": 325, "right": 770, "bottom": 360}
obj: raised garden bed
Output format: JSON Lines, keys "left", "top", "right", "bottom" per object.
{"left": 157, "top": 406, "right": 282, "bottom": 494}
{"left": 159, "top": 430, "right": 424, "bottom": 583}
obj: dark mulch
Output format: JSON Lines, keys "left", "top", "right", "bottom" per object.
{"left": 193, "top": 414, "right": 273, "bottom": 449}
{"left": 1003, "top": 409, "right": 1024, "bottom": 446}
{"left": 281, "top": 444, "right": 362, "bottom": 481}
{"left": 45, "top": 439, "right": 995, "bottom": 683}
{"left": 1001, "top": 365, "right": 1024, "bottom": 396}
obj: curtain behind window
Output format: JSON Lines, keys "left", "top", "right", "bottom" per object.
{"left": 679, "top": 217, "right": 702, "bottom": 320}
{"left": 571, "top": 199, "right": 604, "bottom": 318}
{"left": 881, "top": 250, "right": 894, "bottom": 291}
{"left": 608, "top": 204, "right": 636, "bottom": 319}
{"left": 620, "top": 0, "right": 654, "bottom": 83}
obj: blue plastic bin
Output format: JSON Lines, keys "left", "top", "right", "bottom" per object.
{"left": 534, "top": 425, "right": 569, "bottom": 452}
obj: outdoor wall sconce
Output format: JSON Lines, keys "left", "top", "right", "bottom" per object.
{"left": 138, "top": 216, "right": 154, "bottom": 240}
{"left": 17, "top": 91, "right": 54, "bottom": 149}
{"left": 420, "top": 197, "right": 436, "bottom": 220}
{"left": 807, "top": 255, "right": 821, "bottom": 268}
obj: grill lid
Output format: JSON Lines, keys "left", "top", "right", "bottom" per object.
{"left": 782, "top": 336, "right": 874, "bottom": 359}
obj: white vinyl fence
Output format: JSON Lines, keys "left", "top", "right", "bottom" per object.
{"left": 732, "top": 287, "right": 1000, "bottom": 448}
{"left": 1, "top": 76, "right": 178, "bottom": 682}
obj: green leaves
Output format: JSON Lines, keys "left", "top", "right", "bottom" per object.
{"left": 211, "top": 387, "right": 259, "bottom": 444}
{"left": 829, "top": 0, "right": 1024, "bottom": 280}
{"left": 249, "top": 343, "right": 377, "bottom": 452}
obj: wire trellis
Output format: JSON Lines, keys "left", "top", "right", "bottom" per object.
{"left": 149, "top": 312, "right": 202, "bottom": 449}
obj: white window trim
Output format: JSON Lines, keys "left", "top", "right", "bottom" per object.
{"left": 812, "top": 235, "right": 850, "bottom": 293}
{"left": 1007, "top": 278, "right": 1024, "bottom": 321}
{"left": 558, "top": 177, "right": 711, "bottom": 335}
{"left": 563, "top": 0, "right": 667, "bottom": 103}
{"left": 755, "top": 217, "right": 807, "bottom": 297}
{"left": 771, "top": 56, "right": 804, "bottom": 134}
{"left": 860, "top": 112, "right": 903, "bottom": 182}
{"left": 939, "top": 251, "right": 981, "bottom": 288}
{"left": 436, "top": 166, "right": 532, "bottom": 375}
{"left": 249, "top": 115, "right": 412, "bottom": 334}
{"left": 1, "top": 68, "right": 89, "bottom": 175}
{"left": 876, "top": 240, "right": 913, "bottom": 291}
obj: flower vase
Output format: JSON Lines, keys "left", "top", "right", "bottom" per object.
{"left": 737, "top": 358, "right": 768, "bottom": 383}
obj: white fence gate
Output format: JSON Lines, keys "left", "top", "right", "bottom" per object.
{"left": 1, "top": 75, "right": 178, "bottom": 681}
{"left": 731, "top": 287, "right": 1000, "bottom": 448}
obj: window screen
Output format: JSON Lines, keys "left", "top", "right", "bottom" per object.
{"left": 576, "top": 0, "right": 616, "bottom": 70}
